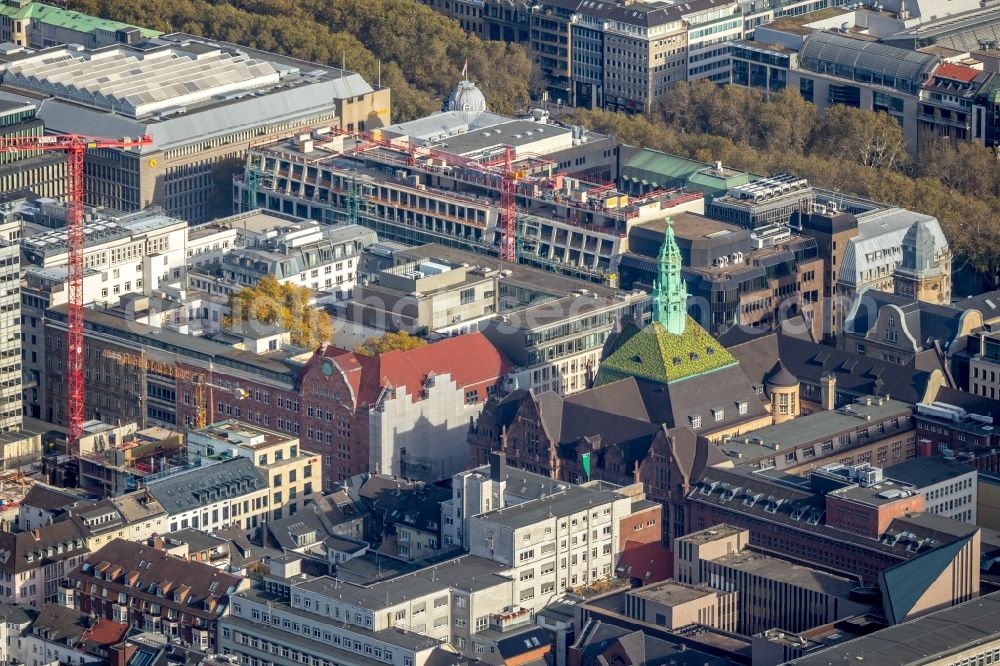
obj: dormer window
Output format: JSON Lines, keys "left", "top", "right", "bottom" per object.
{"left": 690, "top": 415, "right": 702, "bottom": 429}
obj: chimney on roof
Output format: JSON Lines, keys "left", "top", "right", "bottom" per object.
{"left": 821, "top": 372, "right": 836, "bottom": 411}
{"left": 31, "top": 529, "right": 40, "bottom": 541}
{"left": 489, "top": 451, "right": 507, "bottom": 510}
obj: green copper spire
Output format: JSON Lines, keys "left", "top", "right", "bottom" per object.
{"left": 652, "top": 217, "right": 687, "bottom": 335}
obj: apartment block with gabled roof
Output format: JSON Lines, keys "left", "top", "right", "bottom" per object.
{"left": 66, "top": 538, "right": 247, "bottom": 653}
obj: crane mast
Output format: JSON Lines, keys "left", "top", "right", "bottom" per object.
{"left": 0, "top": 134, "right": 153, "bottom": 464}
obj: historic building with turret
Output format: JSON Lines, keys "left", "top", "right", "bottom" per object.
{"left": 468, "top": 218, "right": 774, "bottom": 543}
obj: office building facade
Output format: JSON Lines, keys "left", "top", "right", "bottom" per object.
{"left": 0, "top": 36, "right": 389, "bottom": 222}
{"left": 0, "top": 217, "right": 19, "bottom": 433}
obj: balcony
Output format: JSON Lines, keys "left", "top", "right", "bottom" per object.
{"left": 490, "top": 606, "right": 532, "bottom": 632}
{"left": 917, "top": 113, "right": 970, "bottom": 130}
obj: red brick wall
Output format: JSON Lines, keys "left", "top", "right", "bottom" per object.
{"left": 174, "top": 357, "right": 372, "bottom": 486}
{"left": 618, "top": 504, "right": 662, "bottom": 549}
{"left": 296, "top": 356, "right": 370, "bottom": 484}
{"left": 825, "top": 494, "right": 925, "bottom": 539}
{"left": 689, "top": 500, "right": 902, "bottom": 584}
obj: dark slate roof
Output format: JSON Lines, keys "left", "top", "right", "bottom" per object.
{"left": 778, "top": 335, "right": 933, "bottom": 403}
{"left": 163, "top": 528, "right": 228, "bottom": 554}
{"left": 689, "top": 467, "right": 972, "bottom": 563}
{"left": 725, "top": 331, "right": 935, "bottom": 405}
{"left": 0, "top": 603, "right": 34, "bottom": 625}
{"left": 310, "top": 489, "right": 366, "bottom": 530}
{"left": 213, "top": 524, "right": 278, "bottom": 568}
{"left": 718, "top": 329, "right": 779, "bottom": 402}
{"left": 486, "top": 382, "right": 660, "bottom": 470}
{"left": 634, "top": 364, "right": 768, "bottom": 430}
{"left": 880, "top": 533, "right": 975, "bottom": 624}
{"left": 665, "top": 425, "right": 729, "bottom": 484}
{"left": 325, "top": 534, "right": 368, "bottom": 554}
{"left": 485, "top": 388, "right": 533, "bottom": 432}
{"left": 883, "top": 456, "right": 975, "bottom": 489}
{"left": 574, "top": 620, "right": 731, "bottom": 666}
{"left": 31, "top": 604, "right": 91, "bottom": 643}
{"left": 766, "top": 360, "right": 799, "bottom": 388}
{"left": 930, "top": 386, "right": 1000, "bottom": 421}
{"left": 950, "top": 289, "right": 1000, "bottom": 319}
{"left": 495, "top": 627, "right": 551, "bottom": 659}
{"left": 362, "top": 477, "right": 449, "bottom": 535}
{"left": 847, "top": 290, "right": 968, "bottom": 351}
{"left": 267, "top": 508, "right": 331, "bottom": 551}
{"left": 68, "top": 498, "right": 127, "bottom": 538}
{"left": 541, "top": 382, "right": 659, "bottom": 449}
{"left": 561, "top": 379, "right": 651, "bottom": 423}
{"left": 785, "top": 591, "right": 1000, "bottom": 665}
{"left": 0, "top": 520, "right": 89, "bottom": 574}
{"left": 76, "top": 539, "right": 242, "bottom": 613}
{"left": 21, "top": 484, "right": 88, "bottom": 512}
{"left": 145, "top": 457, "right": 267, "bottom": 515}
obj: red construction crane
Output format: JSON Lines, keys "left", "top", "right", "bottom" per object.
{"left": 499, "top": 145, "right": 519, "bottom": 263}
{"left": 0, "top": 134, "right": 153, "bottom": 460}
{"left": 345, "top": 133, "right": 535, "bottom": 262}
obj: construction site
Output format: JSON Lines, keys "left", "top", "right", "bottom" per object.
{"left": 236, "top": 110, "right": 706, "bottom": 286}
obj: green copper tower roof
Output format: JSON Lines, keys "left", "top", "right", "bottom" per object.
{"left": 652, "top": 218, "right": 687, "bottom": 335}
{"left": 595, "top": 216, "right": 735, "bottom": 386}
{"left": 594, "top": 318, "right": 737, "bottom": 386}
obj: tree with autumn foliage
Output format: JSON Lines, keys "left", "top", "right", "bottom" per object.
{"left": 225, "top": 275, "right": 332, "bottom": 348}
{"left": 355, "top": 330, "right": 427, "bottom": 356}
{"left": 572, "top": 80, "right": 1000, "bottom": 286}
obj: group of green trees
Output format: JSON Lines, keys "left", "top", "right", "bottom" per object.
{"left": 569, "top": 82, "right": 1000, "bottom": 282}
{"left": 67, "top": 0, "right": 533, "bottom": 121}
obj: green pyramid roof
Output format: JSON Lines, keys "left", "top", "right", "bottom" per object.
{"left": 594, "top": 317, "right": 737, "bottom": 386}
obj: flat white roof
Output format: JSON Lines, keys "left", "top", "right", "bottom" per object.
{"left": 4, "top": 45, "right": 280, "bottom": 118}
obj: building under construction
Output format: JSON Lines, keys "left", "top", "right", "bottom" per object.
{"left": 235, "top": 94, "right": 704, "bottom": 285}
{"left": 74, "top": 420, "right": 185, "bottom": 498}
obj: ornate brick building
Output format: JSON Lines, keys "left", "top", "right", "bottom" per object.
{"left": 46, "top": 305, "right": 508, "bottom": 486}
{"left": 470, "top": 224, "right": 761, "bottom": 544}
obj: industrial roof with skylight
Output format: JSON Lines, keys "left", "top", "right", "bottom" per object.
{"left": 3, "top": 45, "right": 281, "bottom": 118}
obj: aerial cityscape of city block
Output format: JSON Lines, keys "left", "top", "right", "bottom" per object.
{"left": 0, "top": 0, "right": 997, "bottom": 664}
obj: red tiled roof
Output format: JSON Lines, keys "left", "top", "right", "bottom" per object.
{"left": 376, "top": 333, "right": 510, "bottom": 402}
{"left": 616, "top": 540, "right": 673, "bottom": 584}
{"left": 934, "top": 62, "right": 980, "bottom": 83}
{"left": 81, "top": 617, "right": 129, "bottom": 646}
{"left": 331, "top": 348, "right": 378, "bottom": 408}
{"left": 331, "top": 333, "right": 510, "bottom": 407}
